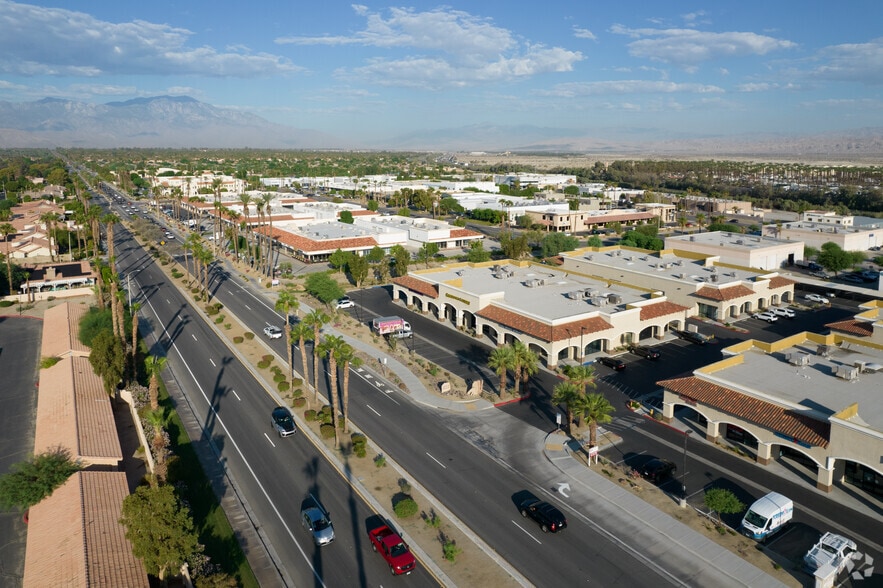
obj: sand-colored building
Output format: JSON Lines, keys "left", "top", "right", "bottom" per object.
{"left": 664, "top": 231, "right": 804, "bottom": 271}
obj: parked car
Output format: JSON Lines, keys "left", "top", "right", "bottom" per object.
{"left": 263, "top": 325, "right": 283, "bottom": 339}
{"left": 809, "top": 270, "right": 829, "bottom": 279}
{"left": 301, "top": 499, "right": 334, "bottom": 546}
{"left": 804, "top": 293, "right": 830, "bottom": 304}
{"left": 771, "top": 307, "right": 795, "bottom": 319}
{"left": 597, "top": 356, "right": 626, "bottom": 371}
{"left": 639, "top": 458, "right": 677, "bottom": 483}
{"left": 673, "top": 329, "right": 709, "bottom": 345}
{"left": 519, "top": 499, "right": 567, "bottom": 533}
{"left": 840, "top": 274, "right": 865, "bottom": 284}
{"left": 271, "top": 406, "right": 296, "bottom": 437}
{"left": 753, "top": 311, "right": 778, "bottom": 323}
{"left": 804, "top": 532, "right": 857, "bottom": 574}
{"left": 630, "top": 345, "right": 661, "bottom": 360}
{"left": 335, "top": 296, "right": 355, "bottom": 309}
{"left": 860, "top": 270, "right": 880, "bottom": 281}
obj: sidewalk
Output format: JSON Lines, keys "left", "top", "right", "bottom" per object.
{"left": 541, "top": 430, "right": 789, "bottom": 588}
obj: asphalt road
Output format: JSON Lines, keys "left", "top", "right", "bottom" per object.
{"left": 110, "top": 203, "right": 439, "bottom": 586}
{"left": 0, "top": 314, "right": 41, "bottom": 588}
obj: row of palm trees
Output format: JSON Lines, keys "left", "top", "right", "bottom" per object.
{"left": 274, "top": 292, "right": 364, "bottom": 449}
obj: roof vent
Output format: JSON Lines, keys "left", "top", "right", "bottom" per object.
{"left": 678, "top": 272, "right": 687, "bottom": 279}
{"left": 787, "top": 352, "right": 810, "bottom": 366}
{"left": 710, "top": 274, "right": 719, "bottom": 283}
{"left": 816, "top": 345, "right": 832, "bottom": 357}
{"left": 590, "top": 296, "right": 608, "bottom": 306}
{"left": 689, "top": 235, "right": 695, "bottom": 241}
{"left": 607, "top": 293, "right": 622, "bottom": 304}
{"left": 835, "top": 365, "right": 859, "bottom": 381}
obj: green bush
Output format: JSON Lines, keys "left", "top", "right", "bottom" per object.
{"left": 319, "top": 406, "right": 333, "bottom": 424}
{"left": 393, "top": 496, "right": 418, "bottom": 518}
{"left": 319, "top": 423, "right": 336, "bottom": 439}
{"left": 303, "top": 409, "right": 317, "bottom": 421}
{"left": 244, "top": 332, "right": 254, "bottom": 340}
{"left": 0, "top": 300, "right": 13, "bottom": 307}
{"left": 214, "top": 316, "right": 224, "bottom": 324}
{"left": 291, "top": 378, "right": 303, "bottom": 387}
{"left": 262, "top": 354, "right": 273, "bottom": 363}
{"left": 40, "top": 356, "right": 61, "bottom": 369}
{"left": 277, "top": 381, "right": 290, "bottom": 392}
{"left": 273, "top": 373, "right": 286, "bottom": 383}
{"left": 257, "top": 360, "right": 270, "bottom": 369}
{"left": 351, "top": 433, "right": 367, "bottom": 457}
{"left": 443, "top": 540, "right": 461, "bottom": 562}
{"left": 292, "top": 397, "right": 306, "bottom": 408}
{"left": 271, "top": 365, "right": 282, "bottom": 374}
{"left": 374, "top": 454, "right": 387, "bottom": 468}
{"left": 233, "top": 336, "right": 244, "bottom": 344}
{"left": 290, "top": 388, "right": 303, "bottom": 398}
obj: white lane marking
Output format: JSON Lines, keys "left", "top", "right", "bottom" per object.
{"left": 245, "top": 304, "right": 252, "bottom": 310}
{"left": 138, "top": 288, "right": 326, "bottom": 587}
{"left": 209, "top": 358, "right": 216, "bottom": 367}
{"left": 179, "top": 315, "right": 184, "bottom": 321}
{"left": 232, "top": 389, "right": 241, "bottom": 401}
{"left": 264, "top": 433, "right": 276, "bottom": 448}
{"left": 191, "top": 333, "right": 198, "bottom": 341}
{"left": 426, "top": 452, "right": 447, "bottom": 469}
{"left": 366, "top": 404, "right": 382, "bottom": 417}
{"left": 511, "top": 520, "right": 542, "bottom": 544}
{"left": 166, "top": 298, "right": 170, "bottom": 304}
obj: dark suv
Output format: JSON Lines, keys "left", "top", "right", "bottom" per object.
{"left": 519, "top": 499, "right": 567, "bottom": 533}
{"left": 630, "top": 345, "right": 661, "bottom": 360}
{"left": 639, "top": 458, "right": 677, "bottom": 483}
{"left": 673, "top": 329, "right": 708, "bottom": 345}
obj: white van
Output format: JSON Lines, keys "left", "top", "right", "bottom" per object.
{"left": 740, "top": 492, "right": 793, "bottom": 541}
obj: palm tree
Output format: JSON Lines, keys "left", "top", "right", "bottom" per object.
{"left": 291, "top": 321, "right": 314, "bottom": 398}
{"left": 39, "top": 212, "right": 59, "bottom": 262}
{"left": 144, "top": 408, "right": 169, "bottom": 482}
{"left": 695, "top": 212, "right": 706, "bottom": 233}
{"left": 487, "top": 345, "right": 516, "bottom": 397}
{"left": 211, "top": 178, "right": 223, "bottom": 256}
{"left": 102, "top": 212, "right": 120, "bottom": 273}
{"left": 551, "top": 381, "right": 583, "bottom": 433}
{"left": 238, "top": 193, "right": 252, "bottom": 266}
{"left": 336, "top": 342, "right": 360, "bottom": 433}
{"left": 561, "top": 364, "right": 596, "bottom": 395}
{"left": 144, "top": 355, "right": 168, "bottom": 411}
{"left": 575, "top": 393, "right": 615, "bottom": 448}
{"left": 317, "top": 334, "right": 346, "bottom": 447}
{"left": 0, "top": 222, "right": 15, "bottom": 297}
{"left": 305, "top": 309, "right": 330, "bottom": 401}
{"left": 275, "top": 290, "right": 300, "bottom": 382}
{"left": 197, "top": 246, "right": 213, "bottom": 300}
{"left": 261, "top": 193, "right": 275, "bottom": 276}
{"left": 130, "top": 301, "right": 141, "bottom": 381}
{"left": 511, "top": 341, "right": 538, "bottom": 396}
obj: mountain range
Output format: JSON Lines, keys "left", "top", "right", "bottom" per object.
{"left": 0, "top": 95, "right": 881, "bottom": 162}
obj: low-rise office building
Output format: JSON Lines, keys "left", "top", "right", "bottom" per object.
{"left": 763, "top": 220, "right": 883, "bottom": 252}
{"left": 558, "top": 246, "right": 796, "bottom": 321}
{"left": 392, "top": 260, "right": 690, "bottom": 367}
{"left": 657, "top": 327, "right": 883, "bottom": 497}
{"left": 524, "top": 208, "right": 657, "bottom": 233}
{"left": 664, "top": 231, "right": 804, "bottom": 271}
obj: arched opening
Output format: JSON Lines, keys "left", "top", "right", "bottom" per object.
{"left": 482, "top": 324, "right": 499, "bottom": 343}
{"left": 504, "top": 333, "right": 519, "bottom": 346}
{"left": 619, "top": 332, "right": 636, "bottom": 347}
{"left": 665, "top": 319, "right": 681, "bottom": 333}
{"left": 529, "top": 343, "right": 547, "bottom": 364}
{"left": 427, "top": 302, "right": 440, "bottom": 319}
{"left": 781, "top": 290, "right": 792, "bottom": 303}
{"left": 413, "top": 298, "right": 424, "bottom": 312}
{"left": 728, "top": 304, "right": 738, "bottom": 318}
{"left": 842, "top": 460, "right": 883, "bottom": 499}
{"left": 584, "top": 338, "right": 605, "bottom": 355}
{"left": 757, "top": 297, "right": 767, "bottom": 310}
{"left": 444, "top": 304, "right": 457, "bottom": 325}
{"left": 770, "top": 294, "right": 780, "bottom": 306}
{"left": 721, "top": 423, "right": 760, "bottom": 460}
{"left": 741, "top": 301, "right": 753, "bottom": 314}
{"left": 639, "top": 325, "right": 655, "bottom": 341}
{"left": 396, "top": 289, "right": 409, "bottom": 304}
{"left": 773, "top": 444, "right": 822, "bottom": 487}
{"left": 461, "top": 310, "right": 476, "bottom": 331}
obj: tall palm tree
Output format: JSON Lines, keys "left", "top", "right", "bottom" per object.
{"left": 86, "top": 205, "right": 105, "bottom": 308}
{"left": 487, "top": 345, "right": 516, "bottom": 397}
{"left": 197, "top": 247, "right": 213, "bottom": 300}
{"left": 144, "top": 355, "right": 167, "bottom": 411}
{"left": 238, "top": 193, "right": 252, "bottom": 266}
{"left": 253, "top": 198, "right": 265, "bottom": 271}
{"left": 317, "top": 334, "right": 346, "bottom": 447}
{"left": 275, "top": 290, "right": 300, "bottom": 382}
{"left": 695, "top": 212, "right": 706, "bottom": 233}
{"left": 337, "top": 343, "right": 361, "bottom": 433}
{"left": 130, "top": 301, "right": 141, "bottom": 382}
{"left": 305, "top": 309, "right": 330, "bottom": 401}
{"left": 102, "top": 212, "right": 120, "bottom": 273}
{"left": 511, "top": 341, "right": 539, "bottom": 396}
{"left": 575, "top": 393, "right": 615, "bottom": 447}
{"left": 211, "top": 178, "right": 223, "bottom": 256}
{"left": 551, "top": 381, "right": 583, "bottom": 433}
{"left": 561, "top": 363, "right": 597, "bottom": 395}
{"left": 261, "top": 193, "right": 275, "bottom": 276}
{"left": 291, "top": 321, "right": 314, "bottom": 397}
{"left": 0, "top": 222, "right": 15, "bottom": 297}
{"left": 144, "top": 408, "right": 169, "bottom": 482}
{"left": 39, "top": 212, "right": 59, "bottom": 262}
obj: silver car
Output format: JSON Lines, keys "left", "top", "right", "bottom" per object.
{"left": 301, "top": 501, "right": 335, "bottom": 546}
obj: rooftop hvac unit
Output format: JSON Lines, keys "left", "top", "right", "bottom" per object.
{"left": 710, "top": 274, "right": 719, "bottom": 283}
{"left": 524, "top": 279, "right": 543, "bottom": 288}
{"left": 835, "top": 365, "right": 859, "bottom": 381}
{"left": 710, "top": 267, "right": 717, "bottom": 273}
{"left": 566, "top": 290, "right": 583, "bottom": 300}
{"left": 589, "top": 290, "right": 601, "bottom": 297}
{"left": 675, "top": 260, "right": 683, "bottom": 266}
{"left": 689, "top": 235, "right": 695, "bottom": 241}
{"left": 678, "top": 273, "right": 687, "bottom": 279}
{"left": 607, "top": 294, "right": 622, "bottom": 304}
{"left": 854, "top": 360, "right": 867, "bottom": 372}
{"left": 640, "top": 256, "right": 648, "bottom": 261}
{"left": 816, "top": 345, "right": 832, "bottom": 357}
{"left": 787, "top": 352, "right": 810, "bottom": 366}
{"left": 736, "top": 239, "right": 744, "bottom": 245}
{"left": 615, "top": 250, "right": 623, "bottom": 256}
{"left": 665, "top": 263, "right": 673, "bottom": 269}
{"left": 585, "top": 255, "right": 594, "bottom": 261}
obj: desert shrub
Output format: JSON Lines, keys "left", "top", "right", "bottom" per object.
{"left": 351, "top": 433, "right": 367, "bottom": 457}
{"left": 319, "top": 423, "right": 336, "bottom": 439}
{"left": 0, "top": 300, "right": 13, "bottom": 307}
{"left": 393, "top": 496, "right": 418, "bottom": 518}
{"left": 277, "top": 381, "right": 290, "bottom": 392}
{"left": 291, "top": 378, "right": 303, "bottom": 387}
{"left": 257, "top": 360, "right": 270, "bottom": 369}
{"left": 292, "top": 397, "right": 306, "bottom": 408}
{"left": 398, "top": 478, "right": 412, "bottom": 494}
{"left": 303, "top": 409, "right": 317, "bottom": 421}
{"left": 319, "top": 406, "right": 333, "bottom": 424}
{"left": 374, "top": 454, "right": 387, "bottom": 468}
{"left": 262, "top": 354, "right": 273, "bottom": 363}
{"left": 443, "top": 540, "right": 461, "bottom": 562}
{"left": 290, "top": 388, "right": 303, "bottom": 398}
{"left": 273, "top": 373, "right": 286, "bottom": 383}
{"left": 214, "top": 316, "right": 224, "bottom": 324}
{"left": 244, "top": 332, "right": 254, "bottom": 340}
{"left": 233, "top": 336, "right": 244, "bottom": 344}
{"left": 40, "top": 356, "right": 61, "bottom": 369}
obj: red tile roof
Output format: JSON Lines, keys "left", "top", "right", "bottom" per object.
{"left": 449, "top": 228, "right": 483, "bottom": 238}
{"left": 476, "top": 305, "right": 611, "bottom": 343}
{"left": 262, "top": 227, "right": 378, "bottom": 253}
{"left": 767, "top": 276, "right": 796, "bottom": 289}
{"left": 392, "top": 276, "right": 439, "bottom": 298}
{"left": 639, "top": 301, "right": 689, "bottom": 320}
{"left": 583, "top": 212, "right": 656, "bottom": 225}
{"left": 825, "top": 319, "right": 874, "bottom": 337}
{"left": 693, "top": 284, "right": 755, "bottom": 301}
{"left": 658, "top": 376, "right": 830, "bottom": 448}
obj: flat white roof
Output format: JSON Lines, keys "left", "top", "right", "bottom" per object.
{"left": 666, "top": 231, "right": 795, "bottom": 250}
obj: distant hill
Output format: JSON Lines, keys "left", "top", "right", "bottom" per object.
{"left": 0, "top": 95, "right": 343, "bottom": 149}
{"left": 1, "top": 95, "right": 882, "bottom": 163}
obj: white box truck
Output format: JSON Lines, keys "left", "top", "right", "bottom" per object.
{"left": 740, "top": 492, "right": 793, "bottom": 541}
{"left": 371, "top": 316, "right": 412, "bottom": 338}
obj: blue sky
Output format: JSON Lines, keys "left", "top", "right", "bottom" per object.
{"left": 1, "top": 0, "right": 882, "bottom": 143}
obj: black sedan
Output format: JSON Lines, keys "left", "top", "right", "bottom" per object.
{"left": 673, "top": 329, "right": 709, "bottom": 345}
{"left": 630, "top": 345, "right": 661, "bottom": 360}
{"left": 271, "top": 406, "right": 297, "bottom": 437}
{"left": 597, "top": 356, "right": 626, "bottom": 371}
{"left": 519, "top": 499, "right": 567, "bottom": 533}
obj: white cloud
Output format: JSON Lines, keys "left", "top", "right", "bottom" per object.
{"left": 810, "top": 39, "right": 883, "bottom": 84}
{"left": 541, "top": 80, "right": 724, "bottom": 98}
{"left": 610, "top": 24, "right": 796, "bottom": 67}
{"left": 573, "top": 27, "right": 597, "bottom": 41}
{"left": 282, "top": 6, "right": 582, "bottom": 88}
{"left": 0, "top": 1, "right": 300, "bottom": 77}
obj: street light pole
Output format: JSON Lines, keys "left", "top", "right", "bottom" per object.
{"left": 681, "top": 430, "right": 692, "bottom": 507}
